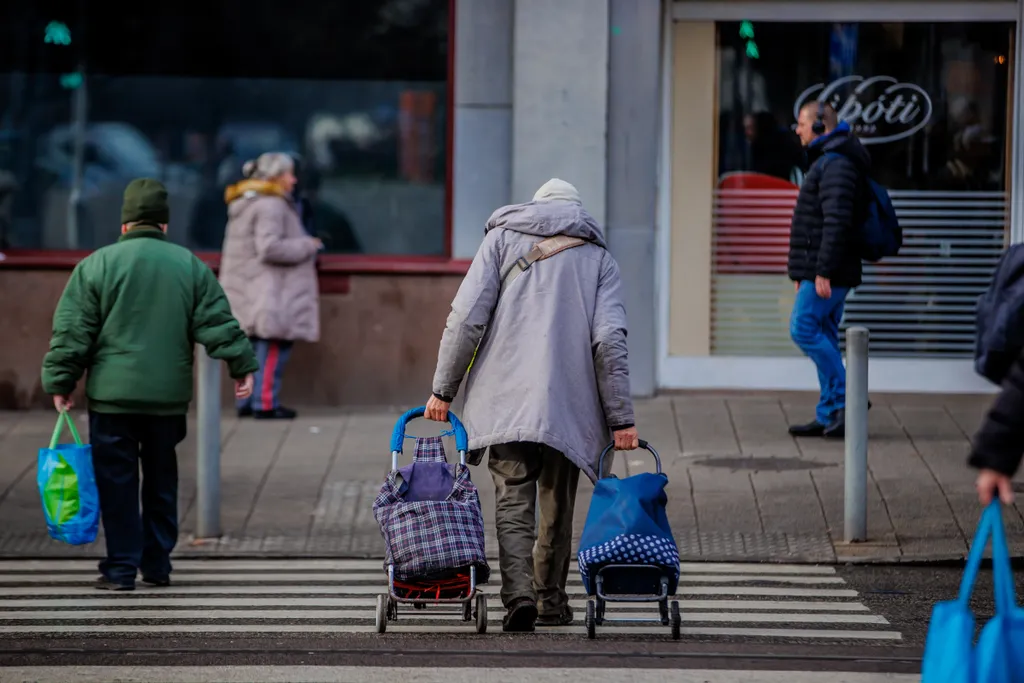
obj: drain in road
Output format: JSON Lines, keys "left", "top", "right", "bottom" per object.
{"left": 690, "top": 456, "right": 836, "bottom": 472}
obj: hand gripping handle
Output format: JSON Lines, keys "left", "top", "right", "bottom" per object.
{"left": 389, "top": 406, "right": 468, "bottom": 453}
{"left": 597, "top": 439, "right": 661, "bottom": 479}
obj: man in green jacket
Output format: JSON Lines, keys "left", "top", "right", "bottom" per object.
{"left": 41, "top": 178, "right": 259, "bottom": 591}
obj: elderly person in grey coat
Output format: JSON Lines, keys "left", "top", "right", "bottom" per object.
{"left": 425, "top": 178, "right": 639, "bottom": 633}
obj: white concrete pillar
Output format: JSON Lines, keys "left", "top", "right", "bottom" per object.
{"left": 511, "top": 0, "right": 610, "bottom": 224}
{"left": 605, "top": 0, "right": 662, "bottom": 397}
{"left": 452, "top": 0, "right": 514, "bottom": 259}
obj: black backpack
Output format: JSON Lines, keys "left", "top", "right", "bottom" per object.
{"left": 975, "top": 243, "right": 1024, "bottom": 384}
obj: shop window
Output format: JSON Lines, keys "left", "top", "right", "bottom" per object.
{"left": 711, "top": 21, "right": 1014, "bottom": 358}
{"left": 0, "top": 1, "right": 450, "bottom": 258}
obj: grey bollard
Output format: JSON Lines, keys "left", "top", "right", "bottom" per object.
{"left": 196, "top": 349, "right": 222, "bottom": 539}
{"left": 844, "top": 326, "right": 869, "bottom": 543}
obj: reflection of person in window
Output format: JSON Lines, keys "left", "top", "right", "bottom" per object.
{"left": 219, "top": 153, "right": 323, "bottom": 420}
{"left": 743, "top": 112, "right": 805, "bottom": 183}
{"left": 787, "top": 102, "right": 870, "bottom": 440}
{"left": 291, "top": 160, "right": 361, "bottom": 254}
{"left": 186, "top": 141, "right": 241, "bottom": 251}
{"left": 0, "top": 170, "right": 17, "bottom": 250}
{"left": 933, "top": 125, "right": 995, "bottom": 192}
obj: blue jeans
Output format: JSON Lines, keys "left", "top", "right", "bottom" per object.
{"left": 89, "top": 412, "right": 186, "bottom": 584}
{"left": 790, "top": 281, "right": 850, "bottom": 424}
{"left": 237, "top": 338, "right": 293, "bottom": 412}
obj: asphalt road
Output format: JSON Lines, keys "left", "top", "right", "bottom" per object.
{"left": 839, "top": 563, "right": 1024, "bottom": 646}
{"left": 2, "top": 564, "right": 1021, "bottom": 681}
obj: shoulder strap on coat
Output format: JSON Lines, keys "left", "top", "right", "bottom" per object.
{"left": 499, "top": 235, "right": 587, "bottom": 296}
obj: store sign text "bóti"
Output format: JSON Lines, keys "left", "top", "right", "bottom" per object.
{"left": 793, "top": 75, "right": 933, "bottom": 145}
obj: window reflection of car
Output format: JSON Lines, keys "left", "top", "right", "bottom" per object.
{"left": 36, "top": 122, "right": 162, "bottom": 194}
{"left": 306, "top": 110, "right": 395, "bottom": 176}
{"left": 35, "top": 123, "right": 199, "bottom": 248}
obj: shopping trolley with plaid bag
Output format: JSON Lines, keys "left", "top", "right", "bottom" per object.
{"left": 371, "top": 406, "right": 490, "bottom": 633}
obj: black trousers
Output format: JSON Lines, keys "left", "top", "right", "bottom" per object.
{"left": 89, "top": 412, "right": 186, "bottom": 584}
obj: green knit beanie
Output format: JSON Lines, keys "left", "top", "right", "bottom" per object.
{"left": 121, "top": 178, "right": 170, "bottom": 225}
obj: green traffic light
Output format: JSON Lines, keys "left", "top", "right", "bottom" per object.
{"left": 60, "top": 72, "right": 82, "bottom": 89}
{"left": 739, "top": 20, "right": 755, "bottom": 40}
{"left": 745, "top": 40, "right": 760, "bottom": 59}
{"left": 44, "top": 21, "right": 72, "bottom": 46}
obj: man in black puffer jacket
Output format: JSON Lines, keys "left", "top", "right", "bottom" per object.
{"left": 787, "top": 102, "right": 870, "bottom": 440}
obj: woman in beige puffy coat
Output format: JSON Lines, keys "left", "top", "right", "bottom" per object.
{"left": 219, "top": 153, "right": 322, "bottom": 419}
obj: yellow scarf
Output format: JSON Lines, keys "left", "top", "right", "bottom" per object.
{"left": 223, "top": 179, "right": 288, "bottom": 205}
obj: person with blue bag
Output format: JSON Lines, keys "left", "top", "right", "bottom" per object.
{"left": 41, "top": 178, "right": 259, "bottom": 591}
{"left": 921, "top": 501, "right": 1024, "bottom": 682}
{"left": 918, "top": 346, "right": 1024, "bottom": 681}
{"left": 969, "top": 343, "right": 1024, "bottom": 507}
{"left": 37, "top": 409, "right": 100, "bottom": 546}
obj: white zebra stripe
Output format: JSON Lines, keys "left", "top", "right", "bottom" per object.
{"left": 0, "top": 624, "right": 903, "bottom": 639}
{"left": 0, "top": 560, "right": 838, "bottom": 575}
{"left": 0, "top": 609, "right": 889, "bottom": 625}
{"left": 0, "top": 573, "right": 846, "bottom": 585}
{"left": 0, "top": 598, "right": 870, "bottom": 611}
{"left": 0, "top": 585, "right": 861, "bottom": 597}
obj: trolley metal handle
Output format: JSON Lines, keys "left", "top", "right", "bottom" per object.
{"left": 389, "top": 406, "right": 469, "bottom": 454}
{"left": 597, "top": 439, "right": 661, "bottom": 479}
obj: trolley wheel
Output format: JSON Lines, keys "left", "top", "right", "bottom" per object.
{"left": 388, "top": 598, "right": 398, "bottom": 621}
{"left": 475, "top": 593, "right": 488, "bottom": 634}
{"left": 658, "top": 599, "right": 669, "bottom": 626}
{"left": 463, "top": 599, "right": 473, "bottom": 622}
{"left": 586, "top": 599, "right": 597, "bottom": 640}
{"left": 375, "top": 594, "right": 388, "bottom": 633}
{"left": 670, "top": 600, "right": 681, "bottom": 640}
{"left": 596, "top": 597, "right": 605, "bottom": 625}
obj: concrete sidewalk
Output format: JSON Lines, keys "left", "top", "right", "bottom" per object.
{"left": 1, "top": 393, "right": 1021, "bottom": 563}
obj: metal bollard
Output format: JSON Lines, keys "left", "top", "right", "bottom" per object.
{"left": 844, "top": 326, "right": 869, "bottom": 543}
{"left": 196, "top": 349, "right": 222, "bottom": 539}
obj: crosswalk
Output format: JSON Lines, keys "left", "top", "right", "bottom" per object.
{"left": 0, "top": 559, "right": 901, "bottom": 641}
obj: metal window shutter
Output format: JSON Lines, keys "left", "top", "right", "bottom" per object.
{"left": 710, "top": 190, "right": 1008, "bottom": 357}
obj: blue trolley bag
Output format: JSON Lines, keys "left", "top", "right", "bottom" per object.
{"left": 577, "top": 440, "right": 680, "bottom": 596}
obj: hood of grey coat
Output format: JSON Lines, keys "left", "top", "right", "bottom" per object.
{"left": 485, "top": 200, "right": 607, "bottom": 249}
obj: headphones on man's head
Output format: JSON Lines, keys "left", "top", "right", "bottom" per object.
{"left": 812, "top": 100, "right": 826, "bottom": 136}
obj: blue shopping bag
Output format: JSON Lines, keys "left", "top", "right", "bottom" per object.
{"left": 36, "top": 410, "right": 99, "bottom": 545}
{"left": 922, "top": 501, "right": 1024, "bottom": 683}
{"left": 576, "top": 441, "right": 680, "bottom": 596}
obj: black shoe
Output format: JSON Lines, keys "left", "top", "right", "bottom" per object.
{"left": 536, "top": 605, "right": 574, "bottom": 626}
{"left": 95, "top": 577, "right": 134, "bottom": 591}
{"left": 237, "top": 406, "right": 253, "bottom": 418}
{"left": 141, "top": 575, "right": 170, "bottom": 587}
{"left": 823, "top": 415, "right": 846, "bottom": 439}
{"left": 502, "top": 598, "right": 538, "bottom": 632}
{"left": 823, "top": 419, "right": 847, "bottom": 440}
{"left": 253, "top": 406, "right": 297, "bottom": 420}
{"left": 788, "top": 420, "right": 827, "bottom": 437}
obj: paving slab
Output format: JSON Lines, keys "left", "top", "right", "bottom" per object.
{"left": 673, "top": 397, "right": 741, "bottom": 456}
{"left": 1, "top": 392, "right": 1021, "bottom": 563}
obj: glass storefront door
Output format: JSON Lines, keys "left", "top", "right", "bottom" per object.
{"left": 710, "top": 20, "right": 1015, "bottom": 358}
